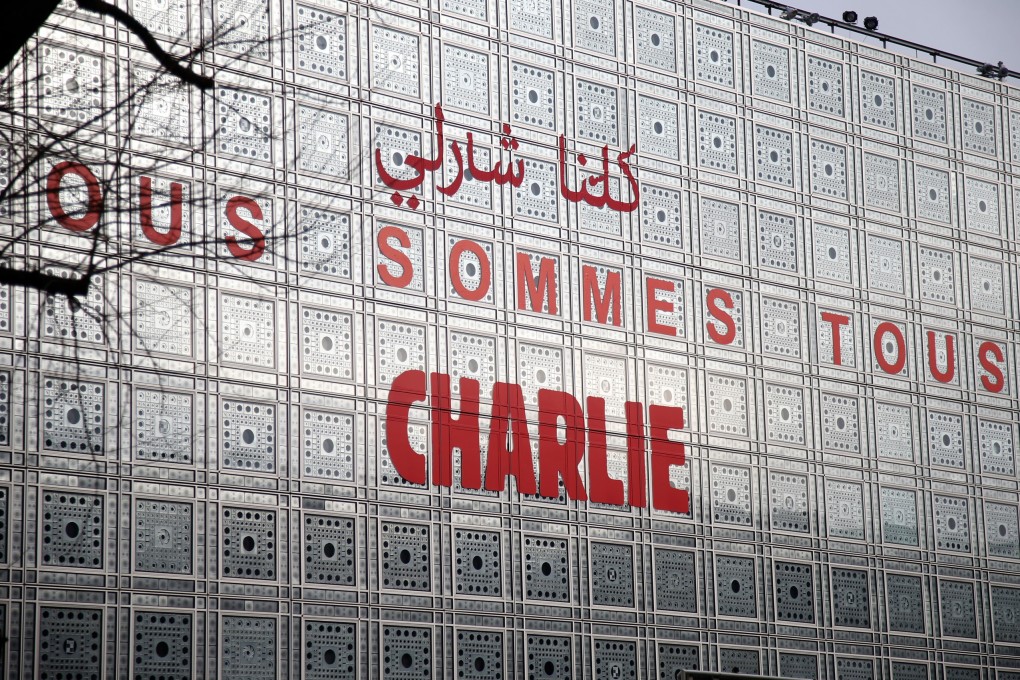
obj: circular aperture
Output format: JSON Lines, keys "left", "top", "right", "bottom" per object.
{"left": 399, "top": 549, "right": 411, "bottom": 564}
{"left": 243, "top": 535, "right": 256, "bottom": 551}
{"left": 323, "top": 542, "right": 336, "bottom": 558}
{"left": 65, "top": 521, "right": 80, "bottom": 539}
{"left": 156, "top": 641, "right": 170, "bottom": 657}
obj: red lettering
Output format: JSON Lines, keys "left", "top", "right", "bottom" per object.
{"left": 485, "top": 382, "right": 537, "bottom": 494}
{"left": 582, "top": 265, "right": 622, "bottom": 326}
{"left": 537, "top": 390, "right": 587, "bottom": 500}
{"left": 926, "top": 330, "right": 956, "bottom": 383}
{"left": 430, "top": 373, "right": 481, "bottom": 488}
{"left": 625, "top": 402, "right": 648, "bottom": 508}
{"left": 224, "top": 195, "right": 266, "bottom": 261}
{"left": 979, "top": 341, "right": 1006, "bottom": 393}
{"left": 516, "top": 252, "right": 558, "bottom": 315}
{"left": 820, "top": 311, "right": 851, "bottom": 366}
{"left": 586, "top": 397, "right": 624, "bottom": 505}
{"left": 376, "top": 226, "right": 414, "bottom": 287}
{"left": 449, "top": 239, "right": 491, "bottom": 302}
{"left": 47, "top": 161, "right": 103, "bottom": 232}
{"left": 385, "top": 370, "right": 428, "bottom": 485}
{"left": 873, "top": 321, "right": 906, "bottom": 375}
{"left": 706, "top": 288, "right": 736, "bottom": 345}
{"left": 646, "top": 277, "right": 677, "bottom": 337}
{"left": 139, "top": 176, "right": 183, "bottom": 246}
{"left": 649, "top": 405, "right": 688, "bottom": 514}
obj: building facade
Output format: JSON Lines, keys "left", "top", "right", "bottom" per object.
{"left": 2, "top": 0, "right": 1020, "bottom": 677}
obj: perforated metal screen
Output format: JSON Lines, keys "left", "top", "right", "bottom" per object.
{"left": 2, "top": 0, "right": 1020, "bottom": 678}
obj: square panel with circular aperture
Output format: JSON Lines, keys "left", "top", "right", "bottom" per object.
{"left": 637, "top": 95, "right": 680, "bottom": 161}
{"left": 518, "top": 342, "right": 563, "bottom": 404}
{"left": 513, "top": 158, "right": 558, "bottom": 222}
{"left": 509, "top": 0, "right": 552, "bottom": 38}
{"left": 809, "top": 139, "right": 848, "bottom": 200}
{"left": 373, "top": 124, "right": 423, "bottom": 195}
{"left": 303, "top": 514, "right": 355, "bottom": 586}
{"left": 590, "top": 542, "right": 634, "bottom": 607}
{"left": 456, "top": 630, "right": 502, "bottom": 680}
{"left": 866, "top": 234, "right": 904, "bottom": 293}
{"left": 760, "top": 296, "right": 802, "bottom": 359}
{"left": 221, "top": 506, "right": 277, "bottom": 580}
{"left": 821, "top": 393, "right": 860, "bottom": 454}
{"left": 299, "top": 207, "right": 351, "bottom": 279}
{"left": 754, "top": 125, "right": 794, "bottom": 186}
{"left": 595, "top": 639, "right": 636, "bottom": 679}
{"left": 634, "top": 7, "right": 676, "bottom": 72}
{"left": 875, "top": 402, "right": 913, "bottom": 461}
{"left": 217, "top": 87, "right": 271, "bottom": 162}
{"left": 807, "top": 56, "right": 844, "bottom": 117}
{"left": 757, "top": 210, "right": 798, "bottom": 272}
{"left": 711, "top": 464, "right": 752, "bottom": 526}
{"left": 715, "top": 554, "right": 756, "bottom": 618}
{"left": 780, "top": 654, "right": 818, "bottom": 680}
{"left": 914, "top": 167, "right": 952, "bottom": 225}
{"left": 699, "top": 195, "right": 740, "bottom": 260}
{"left": 384, "top": 626, "right": 432, "bottom": 679}
{"left": 658, "top": 644, "right": 701, "bottom": 676}
{"left": 133, "top": 611, "right": 192, "bottom": 680}
{"left": 928, "top": 411, "right": 964, "bottom": 469}
{"left": 302, "top": 410, "right": 354, "bottom": 481}
{"left": 640, "top": 185, "right": 682, "bottom": 248}
{"left": 860, "top": 71, "right": 897, "bottom": 129}
{"left": 962, "top": 98, "right": 996, "bottom": 155}
{"left": 135, "top": 388, "right": 192, "bottom": 464}
{"left": 442, "top": 44, "right": 489, "bottom": 115}
{"left": 774, "top": 561, "right": 814, "bottom": 623}
{"left": 765, "top": 384, "right": 805, "bottom": 446}
{"left": 300, "top": 307, "right": 353, "bottom": 380}
{"left": 454, "top": 528, "right": 501, "bottom": 597}
{"left": 837, "top": 658, "right": 874, "bottom": 680}
{"left": 41, "top": 491, "right": 103, "bottom": 569}
{"left": 42, "top": 279, "right": 104, "bottom": 342}
{"left": 524, "top": 535, "right": 569, "bottom": 602}
{"left": 573, "top": 0, "right": 615, "bottom": 55}
{"left": 295, "top": 5, "right": 346, "bottom": 79}
{"left": 219, "top": 293, "right": 275, "bottom": 369}
{"left": 970, "top": 257, "right": 1005, "bottom": 314}
{"left": 893, "top": 663, "right": 929, "bottom": 680}
{"left": 134, "top": 498, "right": 192, "bottom": 574}
{"left": 527, "top": 635, "right": 571, "bottom": 680}
{"left": 697, "top": 111, "right": 737, "bottom": 174}
{"left": 132, "top": 279, "right": 193, "bottom": 357}
{"left": 222, "top": 616, "right": 276, "bottom": 680}
{"left": 993, "top": 586, "right": 1020, "bottom": 642}
{"left": 813, "top": 224, "right": 851, "bottom": 284}
{"left": 752, "top": 40, "right": 790, "bottom": 102}
{"left": 979, "top": 418, "right": 1015, "bottom": 476}
{"left": 831, "top": 567, "right": 870, "bottom": 628}
{"left": 825, "top": 479, "right": 864, "bottom": 540}
{"left": 371, "top": 25, "right": 420, "bottom": 99}
{"left": 376, "top": 319, "right": 426, "bottom": 386}
{"left": 39, "top": 607, "right": 102, "bottom": 679}
{"left": 653, "top": 548, "right": 696, "bottom": 612}
{"left": 694, "top": 24, "right": 734, "bottom": 88}
{"left": 940, "top": 579, "right": 977, "bottom": 638}
{"left": 380, "top": 521, "right": 431, "bottom": 591}
{"left": 985, "top": 501, "right": 1020, "bottom": 559}
{"left": 305, "top": 621, "right": 355, "bottom": 679}
{"left": 220, "top": 399, "right": 276, "bottom": 473}
{"left": 769, "top": 471, "right": 809, "bottom": 533}
{"left": 933, "top": 495, "right": 971, "bottom": 552}
{"left": 911, "top": 85, "right": 948, "bottom": 143}
{"left": 43, "top": 376, "right": 104, "bottom": 454}
{"left": 297, "top": 105, "right": 348, "bottom": 177}
{"left": 511, "top": 63, "right": 555, "bottom": 131}
{"left": 886, "top": 573, "right": 924, "bottom": 633}
{"left": 880, "top": 487, "right": 919, "bottom": 547}
{"left": 707, "top": 373, "right": 748, "bottom": 437}
{"left": 863, "top": 153, "right": 901, "bottom": 212}
{"left": 964, "top": 177, "right": 1000, "bottom": 234}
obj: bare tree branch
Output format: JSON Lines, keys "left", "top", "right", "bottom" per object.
{"left": 75, "top": 0, "right": 213, "bottom": 90}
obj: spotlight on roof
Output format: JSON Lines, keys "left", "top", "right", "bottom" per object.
{"left": 842, "top": 10, "right": 858, "bottom": 23}
{"left": 863, "top": 15, "right": 879, "bottom": 30}
{"left": 980, "top": 61, "right": 1010, "bottom": 80}
{"left": 781, "top": 8, "right": 799, "bottom": 20}
{"left": 803, "top": 12, "right": 820, "bottom": 25}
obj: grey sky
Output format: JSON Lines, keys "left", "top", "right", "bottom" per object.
{"left": 740, "top": 0, "right": 1020, "bottom": 80}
